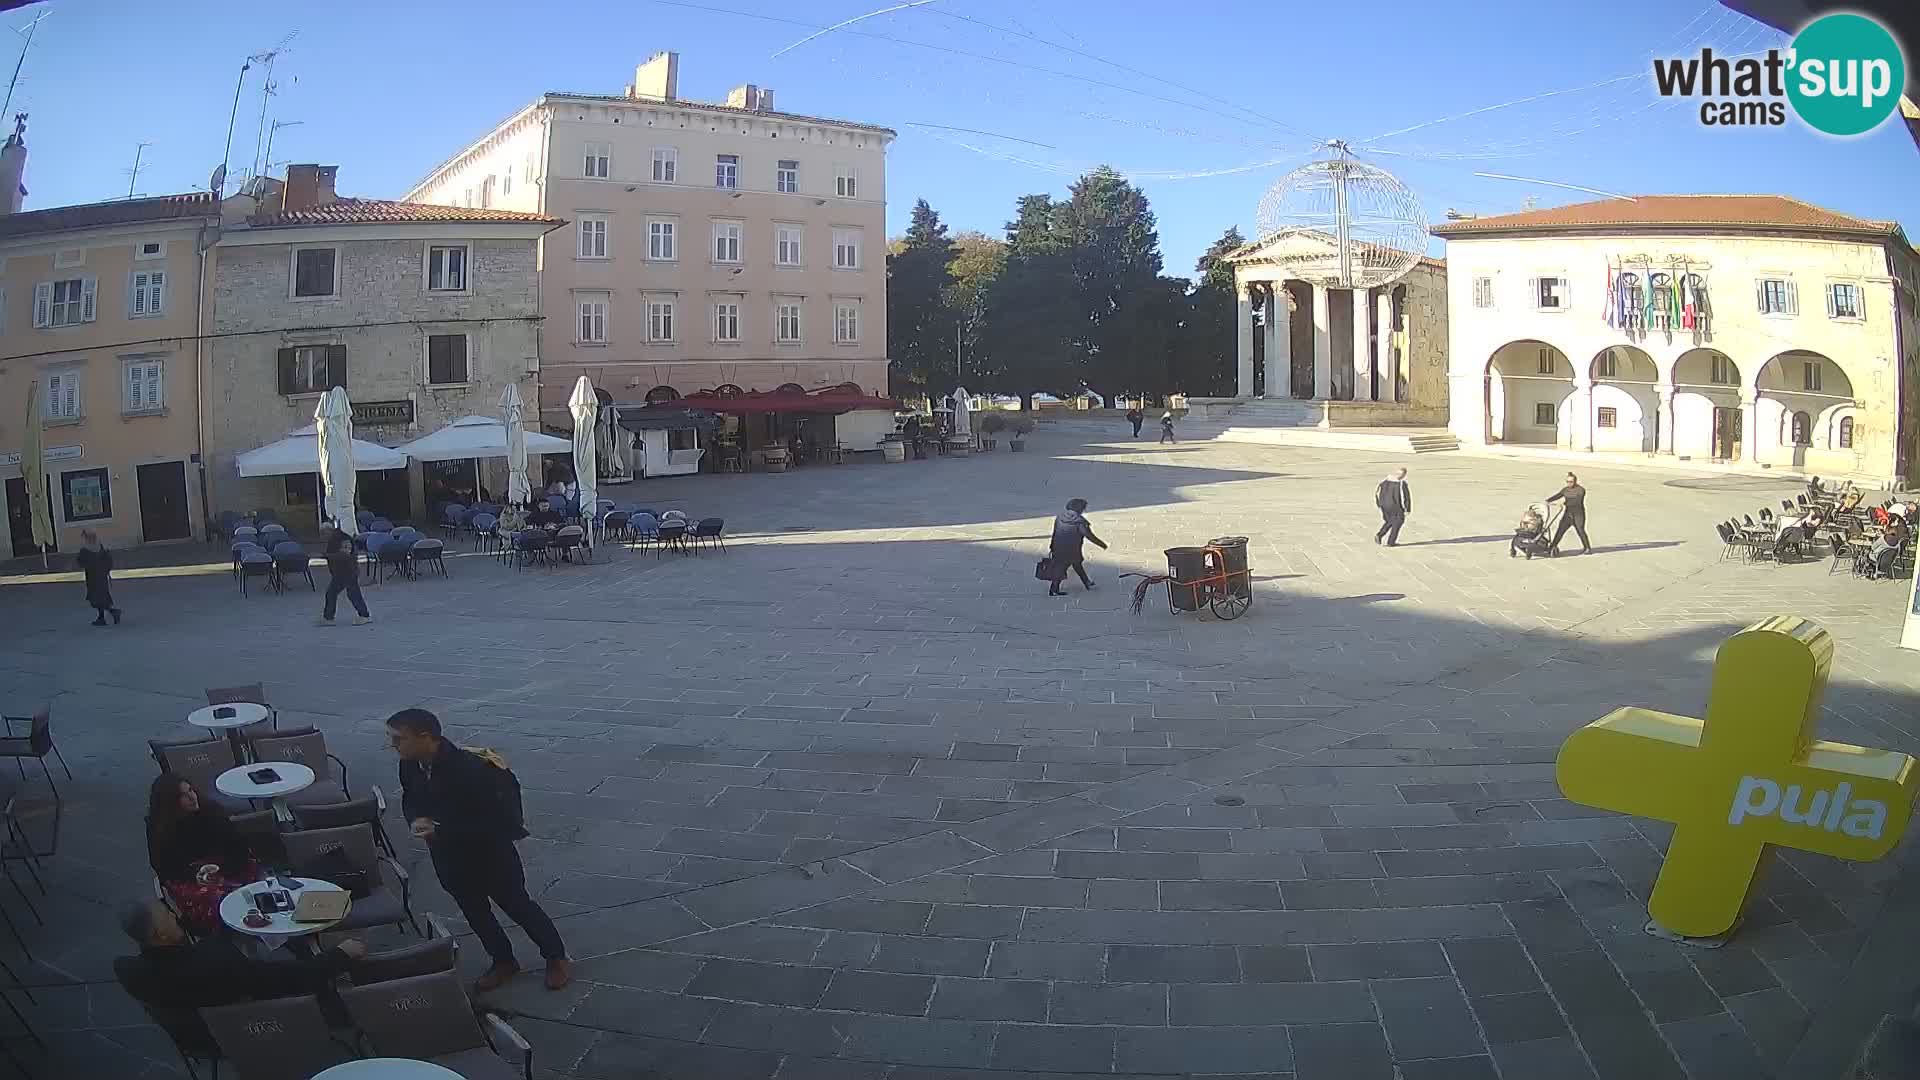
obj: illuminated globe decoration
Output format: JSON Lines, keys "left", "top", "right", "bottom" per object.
{"left": 1254, "top": 142, "right": 1428, "bottom": 290}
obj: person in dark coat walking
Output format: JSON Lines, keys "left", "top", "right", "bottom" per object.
{"left": 74, "top": 529, "right": 121, "bottom": 626}
{"left": 1126, "top": 407, "right": 1144, "bottom": 438}
{"left": 1158, "top": 411, "right": 1177, "bottom": 444}
{"left": 1047, "top": 498, "right": 1109, "bottom": 596}
{"left": 1546, "top": 472, "right": 1592, "bottom": 555}
{"left": 388, "top": 708, "right": 570, "bottom": 992}
{"left": 317, "top": 523, "right": 372, "bottom": 626}
{"left": 1373, "top": 468, "right": 1412, "bottom": 547}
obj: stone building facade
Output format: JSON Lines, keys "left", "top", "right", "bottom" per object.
{"left": 1223, "top": 230, "right": 1450, "bottom": 427}
{"left": 206, "top": 166, "right": 562, "bottom": 524}
{"left": 1435, "top": 195, "right": 1920, "bottom": 483}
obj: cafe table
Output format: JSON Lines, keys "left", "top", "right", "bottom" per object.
{"left": 215, "top": 761, "right": 314, "bottom": 825}
{"left": 219, "top": 876, "right": 346, "bottom": 954}
{"left": 186, "top": 702, "right": 271, "bottom": 763}
{"left": 312, "top": 1059, "right": 463, "bottom": 1079}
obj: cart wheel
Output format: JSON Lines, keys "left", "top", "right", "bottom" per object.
{"left": 1211, "top": 592, "right": 1251, "bottom": 620}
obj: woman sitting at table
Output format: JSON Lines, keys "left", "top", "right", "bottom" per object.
{"left": 147, "top": 773, "right": 260, "bottom": 935}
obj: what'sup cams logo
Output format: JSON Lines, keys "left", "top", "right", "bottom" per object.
{"left": 1653, "top": 12, "right": 1906, "bottom": 136}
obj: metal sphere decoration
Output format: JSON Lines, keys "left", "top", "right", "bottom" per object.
{"left": 1254, "top": 142, "right": 1429, "bottom": 290}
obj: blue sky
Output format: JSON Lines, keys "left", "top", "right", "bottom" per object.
{"left": 11, "top": 0, "right": 1916, "bottom": 277}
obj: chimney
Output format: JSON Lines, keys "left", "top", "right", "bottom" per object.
{"left": 630, "top": 51, "right": 679, "bottom": 102}
{"left": 283, "top": 164, "right": 339, "bottom": 212}
{"left": 726, "top": 84, "right": 774, "bottom": 111}
{"left": 0, "top": 114, "right": 27, "bottom": 216}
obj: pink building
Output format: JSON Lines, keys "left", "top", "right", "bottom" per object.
{"left": 405, "top": 52, "right": 894, "bottom": 431}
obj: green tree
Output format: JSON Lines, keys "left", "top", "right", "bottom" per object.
{"left": 979, "top": 195, "right": 1077, "bottom": 406}
{"left": 885, "top": 199, "right": 958, "bottom": 396}
{"left": 1177, "top": 226, "right": 1248, "bottom": 395}
{"left": 1055, "top": 167, "right": 1165, "bottom": 397}
{"left": 945, "top": 231, "right": 1006, "bottom": 395}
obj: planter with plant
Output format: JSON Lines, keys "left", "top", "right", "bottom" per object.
{"left": 976, "top": 412, "right": 1007, "bottom": 452}
{"left": 1009, "top": 416, "right": 1035, "bottom": 451}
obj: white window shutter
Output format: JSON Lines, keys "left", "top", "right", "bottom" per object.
{"left": 81, "top": 277, "right": 96, "bottom": 322}
{"left": 1755, "top": 280, "right": 1765, "bottom": 312}
{"left": 1561, "top": 278, "right": 1571, "bottom": 310}
{"left": 32, "top": 282, "right": 50, "bottom": 327}
{"left": 147, "top": 363, "right": 162, "bottom": 407}
{"left": 151, "top": 271, "right": 164, "bottom": 313}
{"left": 1527, "top": 277, "right": 1539, "bottom": 308}
{"left": 1824, "top": 285, "right": 1836, "bottom": 318}
{"left": 1785, "top": 280, "right": 1798, "bottom": 315}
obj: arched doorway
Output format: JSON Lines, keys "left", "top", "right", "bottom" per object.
{"left": 1588, "top": 346, "right": 1659, "bottom": 452}
{"left": 1671, "top": 349, "right": 1741, "bottom": 461}
{"left": 1755, "top": 350, "right": 1856, "bottom": 472}
{"left": 1485, "top": 341, "right": 1573, "bottom": 446}
{"left": 644, "top": 385, "right": 680, "bottom": 404}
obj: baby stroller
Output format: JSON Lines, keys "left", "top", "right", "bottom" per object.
{"left": 1511, "top": 502, "right": 1559, "bottom": 560}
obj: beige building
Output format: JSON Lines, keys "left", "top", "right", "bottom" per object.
{"left": 1222, "top": 230, "right": 1449, "bottom": 427}
{"left": 0, "top": 127, "right": 221, "bottom": 555}
{"left": 206, "top": 166, "right": 562, "bottom": 525}
{"left": 1435, "top": 195, "right": 1920, "bottom": 483}
{"left": 403, "top": 52, "right": 894, "bottom": 426}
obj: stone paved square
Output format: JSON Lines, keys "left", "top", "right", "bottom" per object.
{"left": 5, "top": 418, "right": 1919, "bottom": 1079}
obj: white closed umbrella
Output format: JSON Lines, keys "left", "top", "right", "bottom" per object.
{"left": 500, "top": 384, "right": 531, "bottom": 508}
{"left": 21, "top": 380, "right": 53, "bottom": 567}
{"left": 568, "top": 376, "right": 598, "bottom": 548}
{"left": 952, "top": 386, "right": 972, "bottom": 441}
{"left": 315, "top": 387, "right": 358, "bottom": 537}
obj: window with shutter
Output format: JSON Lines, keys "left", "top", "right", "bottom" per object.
{"left": 278, "top": 344, "right": 344, "bottom": 395}
{"left": 1839, "top": 416, "right": 1855, "bottom": 449}
{"left": 130, "top": 270, "right": 165, "bottom": 317}
{"left": 292, "top": 249, "right": 338, "bottom": 298}
{"left": 32, "top": 282, "right": 50, "bottom": 327}
{"left": 45, "top": 369, "right": 81, "bottom": 420}
{"left": 1473, "top": 276, "right": 1492, "bottom": 308}
{"left": 426, "top": 334, "right": 469, "bottom": 385}
{"left": 124, "top": 359, "right": 164, "bottom": 413}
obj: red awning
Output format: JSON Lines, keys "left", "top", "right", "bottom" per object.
{"left": 646, "top": 390, "right": 899, "bottom": 414}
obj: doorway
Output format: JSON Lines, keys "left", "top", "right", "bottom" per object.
{"left": 6, "top": 476, "right": 53, "bottom": 558}
{"left": 1712, "top": 407, "right": 1742, "bottom": 461}
{"left": 137, "top": 461, "right": 192, "bottom": 542}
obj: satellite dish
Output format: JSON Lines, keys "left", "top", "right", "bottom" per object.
{"left": 209, "top": 164, "right": 227, "bottom": 195}
{"left": 1255, "top": 142, "right": 1428, "bottom": 290}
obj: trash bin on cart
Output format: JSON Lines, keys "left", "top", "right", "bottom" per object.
{"left": 1208, "top": 536, "right": 1250, "bottom": 599}
{"left": 1164, "top": 547, "right": 1210, "bottom": 611}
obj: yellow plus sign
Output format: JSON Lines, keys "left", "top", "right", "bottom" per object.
{"left": 1556, "top": 616, "right": 1919, "bottom": 939}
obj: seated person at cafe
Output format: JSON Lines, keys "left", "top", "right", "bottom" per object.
{"left": 525, "top": 499, "right": 563, "bottom": 528}
{"left": 147, "top": 774, "right": 260, "bottom": 935}
{"left": 117, "top": 899, "right": 364, "bottom": 1008}
{"left": 1861, "top": 521, "right": 1910, "bottom": 578}
{"left": 1774, "top": 507, "right": 1826, "bottom": 560}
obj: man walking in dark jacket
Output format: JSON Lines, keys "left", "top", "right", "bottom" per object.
{"left": 1374, "top": 468, "right": 1412, "bottom": 546}
{"left": 317, "top": 523, "right": 371, "bottom": 626}
{"left": 1546, "top": 472, "right": 1592, "bottom": 555}
{"left": 388, "top": 708, "right": 570, "bottom": 991}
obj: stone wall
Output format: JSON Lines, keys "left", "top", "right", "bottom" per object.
{"left": 207, "top": 235, "right": 543, "bottom": 525}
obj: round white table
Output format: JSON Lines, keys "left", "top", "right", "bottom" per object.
{"left": 215, "top": 760, "right": 314, "bottom": 824}
{"left": 312, "top": 1060, "right": 463, "bottom": 1080}
{"left": 218, "top": 876, "right": 347, "bottom": 952}
{"left": 187, "top": 702, "right": 271, "bottom": 763}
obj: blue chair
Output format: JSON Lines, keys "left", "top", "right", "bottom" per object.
{"left": 391, "top": 527, "right": 423, "bottom": 548}
{"left": 369, "top": 517, "right": 394, "bottom": 533}
{"left": 232, "top": 525, "right": 259, "bottom": 547}
{"left": 375, "top": 537, "right": 413, "bottom": 583}
{"left": 359, "top": 532, "right": 392, "bottom": 575}
{"left": 239, "top": 551, "right": 276, "bottom": 596}
{"left": 512, "top": 529, "right": 548, "bottom": 570}
{"left": 629, "top": 512, "right": 659, "bottom": 551}
{"left": 410, "top": 538, "right": 447, "bottom": 578}
{"left": 440, "top": 504, "right": 468, "bottom": 540}
{"left": 355, "top": 510, "right": 375, "bottom": 530}
{"left": 468, "top": 513, "right": 498, "bottom": 554}
{"left": 258, "top": 523, "right": 288, "bottom": 546}
{"left": 271, "top": 541, "right": 314, "bottom": 590}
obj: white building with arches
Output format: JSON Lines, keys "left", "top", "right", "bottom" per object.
{"left": 1435, "top": 195, "right": 1920, "bottom": 485}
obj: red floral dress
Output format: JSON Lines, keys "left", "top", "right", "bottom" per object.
{"left": 150, "top": 812, "right": 260, "bottom": 935}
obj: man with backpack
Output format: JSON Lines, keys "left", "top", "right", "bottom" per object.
{"left": 386, "top": 708, "right": 570, "bottom": 991}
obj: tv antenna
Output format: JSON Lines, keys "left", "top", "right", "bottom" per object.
{"left": 0, "top": 10, "right": 50, "bottom": 122}
{"left": 125, "top": 141, "right": 152, "bottom": 198}
{"left": 248, "top": 31, "right": 298, "bottom": 182}
{"left": 261, "top": 119, "right": 302, "bottom": 178}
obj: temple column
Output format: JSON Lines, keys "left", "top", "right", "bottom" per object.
{"left": 1352, "top": 289, "right": 1375, "bottom": 402}
{"left": 1235, "top": 288, "right": 1255, "bottom": 399}
{"left": 1267, "top": 281, "right": 1291, "bottom": 400}
{"left": 1311, "top": 284, "right": 1332, "bottom": 400}
{"left": 1376, "top": 291, "right": 1395, "bottom": 403}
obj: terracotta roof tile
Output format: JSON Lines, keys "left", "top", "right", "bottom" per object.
{"left": 549, "top": 91, "right": 895, "bottom": 136}
{"left": 0, "top": 192, "right": 215, "bottom": 241}
{"left": 1431, "top": 194, "right": 1902, "bottom": 239}
{"left": 250, "top": 198, "right": 562, "bottom": 228}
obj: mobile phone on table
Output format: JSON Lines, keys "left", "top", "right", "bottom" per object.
{"left": 212, "top": 706, "right": 236, "bottom": 720}
{"left": 247, "top": 767, "right": 281, "bottom": 784}
{"left": 274, "top": 875, "right": 302, "bottom": 891}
